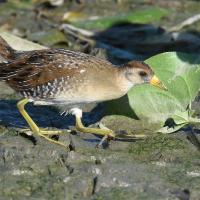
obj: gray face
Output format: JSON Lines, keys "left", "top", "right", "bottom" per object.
{"left": 124, "top": 68, "right": 153, "bottom": 85}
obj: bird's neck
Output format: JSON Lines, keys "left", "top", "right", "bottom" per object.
{"left": 116, "top": 68, "right": 134, "bottom": 94}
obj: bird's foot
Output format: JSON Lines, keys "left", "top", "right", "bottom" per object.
{"left": 98, "top": 123, "right": 148, "bottom": 142}
{"left": 70, "top": 108, "right": 115, "bottom": 148}
{"left": 17, "top": 99, "right": 69, "bottom": 149}
{"left": 39, "top": 128, "right": 71, "bottom": 135}
{"left": 36, "top": 129, "right": 69, "bottom": 149}
{"left": 95, "top": 122, "right": 115, "bottom": 148}
{"left": 17, "top": 127, "right": 69, "bottom": 149}
{"left": 17, "top": 128, "right": 68, "bottom": 135}
{"left": 76, "top": 121, "right": 115, "bottom": 138}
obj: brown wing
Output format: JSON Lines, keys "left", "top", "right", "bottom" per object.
{"left": 0, "top": 49, "right": 114, "bottom": 92}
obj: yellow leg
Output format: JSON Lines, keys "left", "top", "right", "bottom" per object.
{"left": 98, "top": 122, "right": 147, "bottom": 140}
{"left": 17, "top": 99, "right": 69, "bottom": 149}
{"left": 76, "top": 117, "right": 115, "bottom": 138}
{"left": 76, "top": 116, "right": 115, "bottom": 147}
{"left": 71, "top": 108, "right": 147, "bottom": 140}
{"left": 70, "top": 108, "right": 115, "bottom": 138}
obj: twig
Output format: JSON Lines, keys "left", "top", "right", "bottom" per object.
{"left": 169, "top": 14, "right": 200, "bottom": 32}
{"left": 61, "top": 24, "right": 95, "bottom": 37}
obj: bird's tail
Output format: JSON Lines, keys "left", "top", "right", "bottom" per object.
{"left": 0, "top": 36, "right": 15, "bottom": 60}
{"left": 0, "top": 36, "right": 17, "bottom": 81}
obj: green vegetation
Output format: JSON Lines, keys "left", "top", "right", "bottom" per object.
{"left": 72, "top": 7, "right": 169, "bottom": 30}
{"left": 107, "top": 52, "right": 200, "bottom": 134}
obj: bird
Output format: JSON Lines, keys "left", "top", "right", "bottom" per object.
{"left": 0, "top": 36, "right": 161, "bottom": 148}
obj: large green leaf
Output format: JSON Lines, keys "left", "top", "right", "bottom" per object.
{"left": 129, "top": 52, "right": 200, "bottom": 130}
{"left": 128, "top": 84, "right": 185, "bottom": 125}
{"left": 105, "top": 52, "right": 200, "bottom": 134}
{"left": 145, "top": 52, "right": 200, "bottom": 108}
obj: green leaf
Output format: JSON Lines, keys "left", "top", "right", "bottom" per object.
{"left": 129, "top": 52, "right": 200, "bottom": 131}
{"left": 105, "top": 95, "right": 138, "bottom": 119}
{"left": 72, "top": 7, "right": 169, "bottom": 30}
{"left": 156, "top": 111, "right": 189, "bottom": 133}
{"left": 105, "top": 52, "right": 200, "bottom": 134}
{"left": 157, "top": 123, "right": 187, "bottom": 134}
{"left": 128, "top": 84, "right": 185, "bottom": 125}
{"left": 172, "top": 111, "right": 190, "bottom": 124}
{"left": 145, "top": 52, "right": 200, "bottom": 108}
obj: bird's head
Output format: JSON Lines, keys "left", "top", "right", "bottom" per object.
{"left": 119, "top": 61, "right": 164, "bottom": 90}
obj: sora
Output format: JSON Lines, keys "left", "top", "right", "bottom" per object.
{"left": 0, "top": 36, "right": 161, "bottom": 148}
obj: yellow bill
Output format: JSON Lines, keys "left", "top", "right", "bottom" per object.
{"left": 150, "top": 75, "right": 166, "bottom": 90}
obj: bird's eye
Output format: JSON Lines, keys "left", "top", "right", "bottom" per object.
{"left": 139, "top": 71, "right": 147, "bottom": 77}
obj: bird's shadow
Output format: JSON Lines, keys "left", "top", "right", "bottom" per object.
{"left": 0, "top": 99, "right": 103, "bottom": 130}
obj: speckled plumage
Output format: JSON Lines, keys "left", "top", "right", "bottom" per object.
{"left": 0, "top": 36, "right": 153, "bottom": 107}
